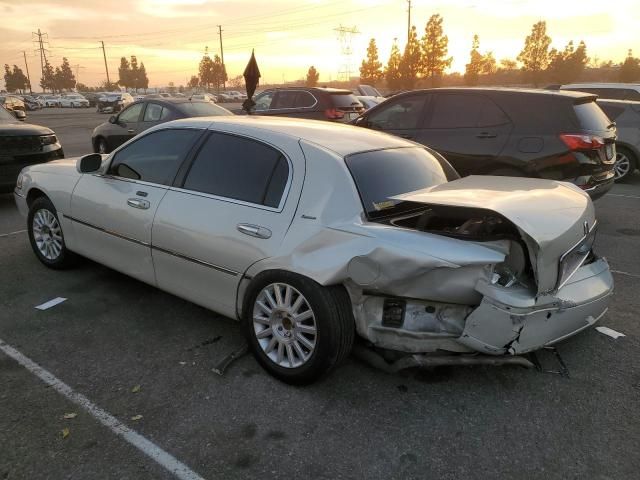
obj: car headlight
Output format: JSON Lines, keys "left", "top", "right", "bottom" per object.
{"left": 556, "top": 222, "right": 597, "bottom": 290}
{"left": 40, "top": 134, "right": 58, "bottom": 146}
{"left": 16, "top": 172, "right": 24, "bottom": 190}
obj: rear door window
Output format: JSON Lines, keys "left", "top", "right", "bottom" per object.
{"left": 428, "top": 94, "right": 509, "bottom": 128}
{"left": 273, "top": 91, "right": 298, "bottom": 109}
{"left": 143, "top": 103, "right": 164, "bottom": 122}
{"left": 119, "top": 103, "right": 143, "bottom": 123}
{"left": 183, "top": 133, "right": 290, "bottom": 208}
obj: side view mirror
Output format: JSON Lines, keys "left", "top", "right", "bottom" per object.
{"left": 108, "top": 115, "right": 117, "bottom": 124}
{"left": 12, "top": 110, "right": 26, "bottom": 121}
{"left": 77, "top": 153, "right": 103, "bottom": 173}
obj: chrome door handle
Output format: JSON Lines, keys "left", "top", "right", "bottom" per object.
{"left": 127, "top": 198, "right": 150, "bottom": 210}
{"left": 237, "top": 223, "right": 272, "bottom": 239}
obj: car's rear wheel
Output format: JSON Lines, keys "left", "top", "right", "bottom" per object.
{"left": 614, "top": 146, "right": 637, "bottom": 183}
{"left": 28, "top": 197, "right": 76, "bottom": 269}
{"left": 243, "top": 271, "right": 354, "bottom": 384}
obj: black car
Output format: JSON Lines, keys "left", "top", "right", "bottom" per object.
{"left": 597, "top": 99, "right": 640, "bottom": 182}
{"left": 0, "top": 95, "right": 27, "bottom": 120}
{"left": 97, "top": 92, "right": 134, "bottom": 113}
{"left": 82, "top": 92, "right": 103, "bottom": 108}
{"left": 91, "top": 98, "right": 232, "bottom": 154}
{"left": 0, "top": 106, "right": 63, "bottom": 193}
{"left": 250, "top": 87, "right": 364, "bottom": 122}
{"left": 353, "top": 87, "right": 617, "bottom": 199}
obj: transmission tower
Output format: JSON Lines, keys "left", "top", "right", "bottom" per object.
{"left": 32, "top": 29, "right": 51, "bottom": 84}
{"left": 334, "top": 24, "right": 359, "bottom": 82}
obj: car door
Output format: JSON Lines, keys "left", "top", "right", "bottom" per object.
{"left": 360, "top": 94, "right": 429, "bottom": 141}
{"left": 152, "top": 131, "right": 303, "bottom": 318}
{"left": 109, "top": 102, "right": 145, "bottom": 150}
{"left": 263, "top": 90, "right": 300, "bottom": 118}
{"left": 68, "top": 128, "right": 203, "bottom": 285}
{"left": 417, "top": 93, "right": 513, "bottom": 176}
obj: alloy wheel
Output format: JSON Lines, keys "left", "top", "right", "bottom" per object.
{"left": 252, "top": 283, "right": 317, "bottom": 368}
{"left": 32, "top": 209, "right": 63, "bottom": 260}
{"left": 614, "top": 152, "right": 631, "bottom": 180}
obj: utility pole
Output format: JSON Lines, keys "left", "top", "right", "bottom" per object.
{"left": 217, "top": 25, "right": 226, "bottom": 90}
{"left": 32, "top": 29, "right": 50, "bottom": 92}
{"left": 406, "top": 0, "right": 412, "bottom": 44}
{"left": 73, "top": 64, "right": 85, "bottom": 86}
{"left": 23, "top": 51, "right": 32, "bottom": 94}
{"left": 100, "top": 41, "right": 111, "bottom": 87}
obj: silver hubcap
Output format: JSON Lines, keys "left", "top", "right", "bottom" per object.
{"left": 252, "top": 283, "right": 317, "bottom": 369}
{"left": 614, "top": 152, "right": 631, "bottom": 180}
{"left": 32, "top": 209, "right": 63, "bottom": 260}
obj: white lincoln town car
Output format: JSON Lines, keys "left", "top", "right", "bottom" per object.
{"left": 14, "top": 116, "right": 613, "bottom": 383}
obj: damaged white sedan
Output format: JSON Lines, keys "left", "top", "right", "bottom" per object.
{"left": 14, "top": 116, "right": 613, "bottom": 384}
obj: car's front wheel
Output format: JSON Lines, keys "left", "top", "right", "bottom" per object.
{"left": 614, "top": 146, "right": 637, "bottom": 183}
{"left": 28, "top": 197, "right": 76, "bottom": 269}
{"left": 243, "top": 271, "right": 354, "bottom": 384}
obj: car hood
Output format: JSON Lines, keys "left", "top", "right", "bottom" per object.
{"left": 0, "top": 122, "right": 53, "bottom": 137}
{"left": 392, "top": 175, "right": 595, "bottom": 294}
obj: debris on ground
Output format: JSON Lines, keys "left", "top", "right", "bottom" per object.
{"left": 595, "top": 326, "right": 626, "bottom": 339}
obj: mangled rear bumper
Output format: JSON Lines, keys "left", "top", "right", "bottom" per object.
{"left": 459, "top": 257, "right": 612, "bottom": 354}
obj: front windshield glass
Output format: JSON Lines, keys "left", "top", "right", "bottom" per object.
{"left": 345, "top": 147, "right": 450, "bottom": 218}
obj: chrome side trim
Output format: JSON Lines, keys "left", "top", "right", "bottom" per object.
{"left": 152, "top": 245, "right": 239, "bottom": 276}
{"left": 64, "top": 214, "right": 239, "bottom": 277}
{"left": 64, "top": 214, "right": 150, "bottom": 247}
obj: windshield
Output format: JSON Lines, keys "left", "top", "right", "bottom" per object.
{"left": 177, "top": 102, "right": 232, "bottom": 117}
{"left": 0, "top": 106, "right": 16, "bottom": 123}
{"left": 345, "top": 147, "right": 449, "bottom": 218}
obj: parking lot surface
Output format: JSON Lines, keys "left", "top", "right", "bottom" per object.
{"left": 1, "top": 109, "right": 639, "bottom": 479}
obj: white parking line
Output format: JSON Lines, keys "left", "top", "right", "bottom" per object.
{"left": 611, "top": 269, "right": 640, "bottom": 280}
{"left": 0, "top": 338, "right": 206, "bottom": 480}
{"left": 0, "top": 229, "right": 27, "bottom": 238}
{"left": 606, "top": 193, "right": 640, "bottom": 200}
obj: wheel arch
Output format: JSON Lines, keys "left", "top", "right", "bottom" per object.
{"left": 26, "top": 187, "right": 49, "bottom": 208}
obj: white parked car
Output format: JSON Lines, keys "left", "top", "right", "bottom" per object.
{"left": 218, "top": 90, "right": 247, "bottom": 102}
{"left": 190, "top": 93, "right": 218, "bottom": 103}
{"left": 59, "top": 93, "right": 90, "bottom": 108}
{"left": 560, "top": 83, "right": 640, "bottom": 101}
{"left": 36, "top": 95, "right": 61, "bottom": 108}
{"left": 14, "top": 117, "right": 613, "bottom": 384}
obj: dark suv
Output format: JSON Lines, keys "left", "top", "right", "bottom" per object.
{"left": 353, "top": 87, "right": 617, "bottom": 199}
{"left": 250, "top": 87, "right": 364, "bottom": 122}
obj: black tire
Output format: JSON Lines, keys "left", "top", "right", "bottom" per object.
{"left": 242, "top": 270, "right": 355, "bottom": 385}
{"left": 95, "top": 137, "right": 108, "bottom": 154}
{"left": 614, "top": 146, "right": 637, "bottom": 183}
{"left": 28, "top": 196, "right": 77, "bottom": 269}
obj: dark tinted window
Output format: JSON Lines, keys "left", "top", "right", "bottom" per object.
{"left": 330, "top": 93, "right": 362, "bottom": 109}
{"left": 183, "top": 133, "right": 289, "bottom": 208}
{"left": 429, "top": 94, "right": 508, "bottom": 128}
{"left": 273, "top": 91, "right": 298, "bottom": 109}
{"left": 109, "top": 129, "right": 200, "bottom": 185}
{"left": 176, "top": 102, "right": 231, "bottom": 117}
{"left": 294, "top": 91, "right": 316, "bottom": 108}
{"left": 574, "top": 101, "right": 613, "bottom": 131}
{"left": 626, "top": 90, "right": 640, "bottom": 100}
{"left": 345, "top": 147, "right": 448, "bottom": 218}
{"left": 367, "top": 96, "right": 426, "bottom": 130}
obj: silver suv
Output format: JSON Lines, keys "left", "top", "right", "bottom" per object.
{"left": 561, "top": 83, "right": 640, "bottom": 101}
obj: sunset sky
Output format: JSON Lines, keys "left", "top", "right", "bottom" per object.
{"left": 1, "top": 0, "right": 639, "bottom": 90}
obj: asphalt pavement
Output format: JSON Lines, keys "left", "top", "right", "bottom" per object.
{"left": 1, "top": 109, "right": 639, "bottom": 479}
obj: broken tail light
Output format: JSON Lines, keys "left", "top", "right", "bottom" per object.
{"left": 560, "top": 134, "right": 605, "bottom": 151}
{"left": 324, "top": 108, "right": 345, "bottom": 120}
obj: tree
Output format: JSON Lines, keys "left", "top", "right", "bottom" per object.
{"left": 420, "top": 14, "right": 452, "bottom": 87}
{"left": 4, "top": 65, "right": 29, "bottom": 93}
{"left": 55, "top": 57, "right": 76, "bottom": 91}
{"left": 130, "top": 55, "right": 140, "bottom": 91}
{"left": 499, "top": 58, "right": 518, "bottom": 71}
{"left": 199, "top": 49, "right": 215, "bottom": 90}
{"left": 118, "top": 57, "right": 131, "bottom": 89}
{"left": 76, "top": 82, "right": 90, "bottom": 92}
{"left": 229, "top": 74, "right": 244, "bottom": 88}
{"left": 517, "top": 20, "right": 551, "bottom": 86}
{"left": 306, "top": 66, "right": 319, "bottom": 87}
{"left": 212, "top": 54, "right": 226, "bottom": 91}
{"left": 138, "top": 62, "right": 149, "bottom": 91}
{"left": 188, "top": 75, "right": 200, "bottom": 89}
{"left": 464, "top": 35, "right": 483, "bottom": 86}
{"left": 399, "top": 26, "right": 421, "bottom": 89}
{"left": 619, "top": 49, "right": 640, "bottom": 82}
{"left": 481, "top": 52, "right": 497, "bottom": 75}
{"left": 385, "top": 39, "right": 402, "bottom": 90}
{"left": 547, "top": 40, "right": 589, "bottom": 84}
{"left": 359, "top": 38, "right": 384, "bottom": 85}
{"left": 40, "top": 61, "right": 56, "bottom": 92}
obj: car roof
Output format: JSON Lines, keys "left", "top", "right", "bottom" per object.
{"left": 562, "top": 82, "right": 640, "bottom": 89}
{"left": 395, "top": 86, "right": 594, "bottom": 100}
{"left": 160, "top": 115, "right": 412, "bottom": 156}
{"left": 262, "top": 87, "right": 354, "bottom": 94}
